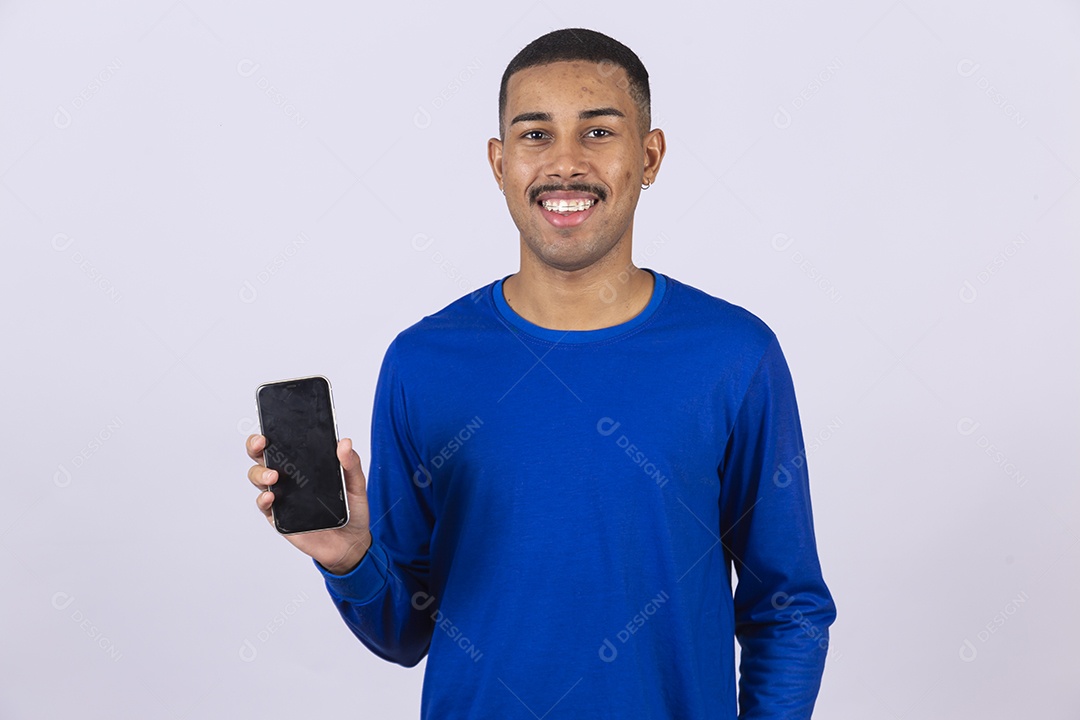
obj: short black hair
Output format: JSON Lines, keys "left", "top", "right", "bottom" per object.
{"left": 498, "top": 28, "right": 651, "bottom": 140}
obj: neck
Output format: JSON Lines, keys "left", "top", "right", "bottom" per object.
{"left": 501, "top": 245, "right": 655, "bottom": 331}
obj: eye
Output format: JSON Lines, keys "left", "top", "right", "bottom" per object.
{"left": 522, "top": 130, "right": 548, "bottom": 140}
{"left": 586, "top": 128, "right": 613, "bottom": 139}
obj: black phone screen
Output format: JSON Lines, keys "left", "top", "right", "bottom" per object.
{"left": 256, "top": 375, "right": 348, "bottom": 535}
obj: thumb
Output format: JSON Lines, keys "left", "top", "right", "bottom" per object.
{"left": 337, "top": 437, "right": 367, "bottom": 495}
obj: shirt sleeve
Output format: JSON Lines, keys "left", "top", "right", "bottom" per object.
{"left": 311, "top": 338, "right": 436, "bottom": 667}
{"left": 718, "top": 333, "right": 837, "bottom": 719}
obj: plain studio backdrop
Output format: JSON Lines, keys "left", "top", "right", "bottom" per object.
{"left": 1, "top": 1, "right": 1076, "bottom": 718}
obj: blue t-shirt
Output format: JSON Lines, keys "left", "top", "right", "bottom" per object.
{"left": 314, "top": 268, "right": 836, "bottom": 719}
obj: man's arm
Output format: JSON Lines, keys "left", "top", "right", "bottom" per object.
{"left": 719, "top": 333, "right": 837, "bottom": 719}
{"left": 312, "top": 338, "right": 436, "bottom": 667}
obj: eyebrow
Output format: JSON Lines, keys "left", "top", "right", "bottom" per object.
{"left": 509, "top": 107, "right": 626, "bottom": 126}
{"left": 579, "top": 107, "right": 625, "bottom": 121}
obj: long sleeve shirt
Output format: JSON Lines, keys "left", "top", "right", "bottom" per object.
{"left": 313, "top": 268, "right": 837, "bottom": 719}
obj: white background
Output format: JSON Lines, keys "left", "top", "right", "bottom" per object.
{"left": 1, "top": 1, "right": 1077, "bottom": 718}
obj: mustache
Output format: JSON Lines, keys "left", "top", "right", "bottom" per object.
{"left": 528, "top": 183, "right": 607, "bottom": 204}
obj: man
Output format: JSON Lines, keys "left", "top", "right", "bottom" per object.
{"left": 246, "top": 27, "right": 836, "bottom": 719}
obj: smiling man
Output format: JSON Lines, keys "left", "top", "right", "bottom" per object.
{"left": 247, "top": 27, "right": 835, "bottom": 720}
{"left": 489, "top": 52, "right": 664, "bottom": 329}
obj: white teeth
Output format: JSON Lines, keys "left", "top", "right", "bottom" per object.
{"left": 541, "top": 199, "right": 595, "bottom": 212}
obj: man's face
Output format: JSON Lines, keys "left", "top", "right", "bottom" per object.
{"left": 488, "top": 60, "right": 664, "bottom": 273}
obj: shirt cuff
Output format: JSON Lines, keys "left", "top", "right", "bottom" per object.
{"left": 312, "top": 541, "right": 389, "bottom": 605}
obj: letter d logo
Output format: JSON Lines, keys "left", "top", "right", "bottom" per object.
{"left": 51, "top": 591, "right": 75, "bottom": 610}
{"left": 771, "top": 233, "right": 794, "bottom": 252}
{"left": 236, "top": 59, "right": 260, "bottom": 78}
{"left": 413, "top": 464, "right": 432, "bottom": 488}
{"left": 773, "top": 464, "right": 793, "bottom": 487}
{"left": 956, "top": 417, "right": 980, "bottom": 436}
{"left": 239, "top": 639, "right": 258, "bottom": 662}
{"left": 959, "top": 279, "right": 978, "bottom": 304}
{"left": 596, "top": 417, "right": 620, "bottom": 436}
{"left": 773, "top": 105, "right": 792, "bottom": 130}
{"left": 239, "top": 280, "right": 258, "bottom": 304}
{"left": 411, "top": 591, "right": 435, "bottom": 611}
{"left": 599, "top": 281, "right": 617, "bottom": 304}
{"left": 414, "top": 106, "right": 431, "bottom": 130}
{"left": 52, "top": 233, "right": 74, "bottom": 251}
{"left": 771, "top": 591, "right": 794, "bottom": 610}
{"left": 54, "top": 105, "right": 72, "bottom": 129}
{"left": 54, "top": 464, "right": 72, "bottom": 488}
{"left": 956, "top": 59, "right": 980, "bottom": 78}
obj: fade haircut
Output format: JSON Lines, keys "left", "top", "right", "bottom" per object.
{"left": 498, "top": 28, "right": 651, "bottom": 140}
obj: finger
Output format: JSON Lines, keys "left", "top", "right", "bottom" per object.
{"left": 337, "top": 438, "right": 367, "bottom": 494}
{"left": 246, "top": 434, "right": 266, "bottom": 465}
{"left": 248, "top": 463, "right": 277, "bottom": 490}
{"left": 255, "top": 488, "right": 274, "bottom": 519}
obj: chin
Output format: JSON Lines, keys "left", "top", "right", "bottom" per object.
{"left": 535, "top": 245, "right": 611, "bottom": 273}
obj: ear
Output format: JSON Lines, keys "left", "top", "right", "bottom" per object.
{"left": 641, "top": 128, "right": 666, "bottom": 185}
{"left": 487, "top": 137, "right": 504, "bottom": 191}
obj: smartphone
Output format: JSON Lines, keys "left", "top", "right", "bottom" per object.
{"left": 255, "top": 375, "right": 349, "bottom": 535}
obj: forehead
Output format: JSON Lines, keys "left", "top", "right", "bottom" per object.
{"left": 504, "top": 60, "right": 634, "bottom": 114}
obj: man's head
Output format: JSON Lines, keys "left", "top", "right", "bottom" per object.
{"left": 497, "top": 28, "right": 651, "bottom": 141}
{"left": 488, "top": 29, "right": 666, "bottom": 275}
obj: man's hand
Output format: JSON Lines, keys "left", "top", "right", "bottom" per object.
{"left": 245, "top": 434, "right": 373, "bottom": 574}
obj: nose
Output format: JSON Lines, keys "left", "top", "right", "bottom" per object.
{"left": 544, "top": 134, "right": 588, "bottom": 182}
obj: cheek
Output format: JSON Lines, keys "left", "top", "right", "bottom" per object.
{"left": 508, "top": 160, "right": 537, "bottom": 187}
{"left": 599, "top": 154, "right": 638, "bottom": 190}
